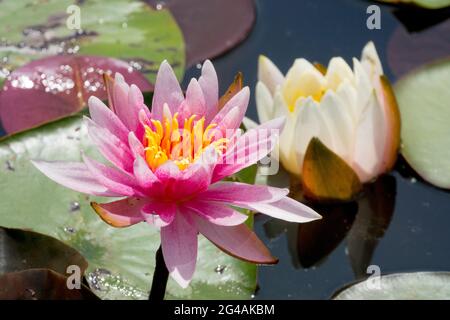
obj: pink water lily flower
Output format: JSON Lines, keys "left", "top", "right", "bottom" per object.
{"left": 32, "top": 60, "right": 321, "bottom": 288}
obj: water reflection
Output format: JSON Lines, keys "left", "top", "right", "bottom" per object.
{"left": 263, "top": 174, "right": 396, "bottom": 280}
{"left": 347, "top": 175, "right": 396, "bottom": 279}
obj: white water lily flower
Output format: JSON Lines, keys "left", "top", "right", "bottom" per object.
{"left": 256, "top": 41, "right": 400, "bottom": 183}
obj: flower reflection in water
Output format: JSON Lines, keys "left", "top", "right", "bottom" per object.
{"left": 263, "top": 175, "right": 396, "bottom": 279}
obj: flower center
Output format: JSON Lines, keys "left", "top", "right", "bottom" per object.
{"left": 143, "top": 113, "right": 228, "bottom": 171}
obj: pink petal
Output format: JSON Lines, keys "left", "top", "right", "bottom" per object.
{"left": 153, "top": 147, "right": 217, "bottom": 200}
{"left": 243, "top": 197, "right": 322, "bottom": 223}
{"left": 198, "top": 60, "right": 219, "bottom": 123}
{"left": 154, "top": 160, "right": 182, "bottom": 181}
{"left": 213, "top": 117, "right": 285, "bottom": 181}
{"left": 128, "top": 131, "right": 144, "bottom": 158}
{"left": 126, "top": 84, "right": 146, "bottom": 132}
{"left": 178, "top": 79, "right": 206, "bottom": 120}
{"left": 141, "top": 201, "right": 176, "bottom": 227}
{"left": 182, "top": 200, "right": 248, "bottom": 226}
{"left": 200, "top": 181, "right": 289, "bottom": 204}
{"left": 133, "top": 156, "right": 158, "bottom": 189}
{"left": 85, "top": 117, "right": 134, "bottom": 173}
{"left": 161, "top": 213, "right": 198, "bottom": 288}
{"left": 191, "top": 213, "right": 277, "bottom": 264}
{"left": 82, "top": 154, "right": 137, "bottom": 196}
{"left": 91, "top": 197, "right": 146, "bottom": 228}
{"left": 210, "top": 87, "right": 249, "bottom": 130}
{"left": 88, "top": 96, "right": 129, "bottom": 143}
{"left": 31, "top": 160, "right": 121, "bottom": 197}
{"left": 112, "top": 73, "right": 133, "bottom": 127}
{"left": 152, "top": 60, "right": 184, "bottom": 120}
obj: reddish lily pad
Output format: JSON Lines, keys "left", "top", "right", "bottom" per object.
{"left": 387, "top": 19, "right": 450, "bottom": 77}
{"left": 0, "top": 227, "right": 88, "bottom": 276}
{"left": 0, "top": 0, "right": 185, "bottom": 82}
{"left": 0, "top": 55, "right": 152, "bottom": 134}
{"left": 0, "top": 269, "right": 99, "bottom": 300}
{"left": 147, "top": 0, "right": 256, "bottom": 66}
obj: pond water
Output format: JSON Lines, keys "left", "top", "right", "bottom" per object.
{"left": 183, "top": 0, "right": 450, "bottom": 299}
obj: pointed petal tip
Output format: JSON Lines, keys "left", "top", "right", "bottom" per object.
{"left": 114, "top": 72, "right": 125, "bottom": 83}
{"left": 170, "top": 270, "right": 191, "bottom": 288}
{"left": 258, "top": 54, "right": 269, "bottom": 64}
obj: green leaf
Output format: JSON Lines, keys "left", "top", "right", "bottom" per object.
{"left": 333, "top": 272, "right": 450, "bottom": 299}
{"left": 0, "top": 115, "right": 256, "bottom": 300}
{"left": 395, "top": 58, "right": 450, "bottom": 189}
{"left": 377, "top": 0, "right": 450, "bottom": 9}
{"left": 0, "top": 0, "right": 185, "bottom": 82}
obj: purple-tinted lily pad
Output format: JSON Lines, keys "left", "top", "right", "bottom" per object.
{"left": 0, "top": 55, "right": 152, "bottom": 134}
{"left": 147, "top": 0, "right": 256, "bottom": 66}
{"left": 0, "top": 269, "right": 99, "bottom": 300}
{"left": 387, "top": 19, "right": 450, "bottom": 77}
{"left": 0, "top": 227, "right": 88, "bottom": 276}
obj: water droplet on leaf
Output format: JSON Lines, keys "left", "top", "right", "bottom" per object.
{"left": 214, "top": 265, "right": 226, "bottom": 274}
{"left": 69, "top": 201, "right": 80, "bottom": 212}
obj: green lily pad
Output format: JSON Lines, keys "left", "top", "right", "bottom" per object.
{"left": 378, "top": 0, "right": 450, "bottom": 9}
{"left": 0, "top": 0, "right": 185, "bottom": 83}
{"left": 0, "top": 115, "right": 257, "bottom": 300}
{"left": 333, "top": 272, "right": 450, "bottom": 299}
{"left": 395, "top": 58, "right": 450, "bottom": 189}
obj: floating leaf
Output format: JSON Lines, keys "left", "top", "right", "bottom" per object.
{"left": 146, "top": 0, "right": 256, "bottom": 66}
{"left": 0, "top": 0, "right": 185, "bottom": 82}
{"left": 0, "top": 227, "right": 88, "bottom": 276}
{"left": 377, "top": 0, "right": 450, "bottom": 9}
{"left": 302, "top": 137, "right": 362, "bottom": 202}
{"left": 0, "top": 55, "right": 152, "bottom": 134}
{"left": 0, "top": 115, "right": 256, "bottom": 300}
{"left": 333, "top": 272, "right": 450, "bottom": 299}
{"left": 388, "top": 20, "right": 450, "bottom": 77}
{"left": 395, "top": 59, "right": 450, "bottom": 189}
{"left": 0, "top": 269, "right": 99, "bottom": 300}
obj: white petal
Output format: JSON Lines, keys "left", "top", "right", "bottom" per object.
{"left": 319, "top": 91, "right": 354, "bottom": 163}
{"left": 255, "top": 81, "right": 274, "bottom": 124}
{"left": 361, "top": 41, "right": 384, "bottom": 80}
{"left": 352, "top": 91, "right": 386, "bottom": 183}
{"left": 353, "top": 58, "right": 373, "bottom": 117}
{"left": 326, "top": 57, "right": 354, "bottom": 91}
{"left": 335, "top": 80, "right": 358, "bottom": 123}
{"left": 294, "top": 97, "right": 334, "bottom": 170}
{"left": 258, "top": 55, "right": 284, "bottom": 95}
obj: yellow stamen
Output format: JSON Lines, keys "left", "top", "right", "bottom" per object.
{"left": 143, "top": 114, "right": 228, "bottom": 171}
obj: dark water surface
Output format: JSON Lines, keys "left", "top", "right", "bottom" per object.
{"left": 183, "top": 0, "right": 450, "bottom": 299}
